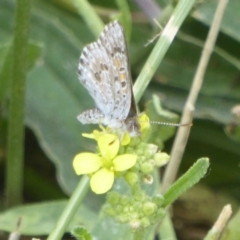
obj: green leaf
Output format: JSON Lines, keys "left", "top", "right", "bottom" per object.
{"left": 71, "top": 226, "right": 92, "bottom": 240}
{"left": 193, "top": 0, "right": 240, "bottom": 42}
{"left": 0, "top": 201, "right": 97, "bottom": 235}
{"left": 163, "top": 158, "right": 210, "bottom": 207}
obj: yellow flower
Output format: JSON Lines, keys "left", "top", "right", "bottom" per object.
{"left": 138, "top": 113, "right": 150, "bottom": 132}
{"left": 82, "top": 113, "right": 150, "bottom": 144}
{"left": 73, "top": 133, "right": 137, "bottom": 194}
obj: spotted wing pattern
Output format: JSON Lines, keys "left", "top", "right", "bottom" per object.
{"left": 78, "top": 20, "right": 132, "bottom": 120}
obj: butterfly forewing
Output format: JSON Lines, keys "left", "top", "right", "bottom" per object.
{"left": 98, "top": 21, "right": 132, "bottom": 120}
{"left": 77, "top": 20, "right": 140, "bottom": 136}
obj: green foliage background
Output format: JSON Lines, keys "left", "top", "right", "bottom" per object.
{"left": 0, "top": 0, "right": 240, "bottom": 239}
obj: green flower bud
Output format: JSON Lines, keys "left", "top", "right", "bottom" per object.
{"left": 125, "top": 146, "right": 134, "bottom": 154}
{"left": 155, "top": 208, "right": 166, "bottom": 220}
{"left": 140, "top": 162, "right": 154, "bottom": 173}
{"left": 124, "top": 171, "right": 139, "bottom": 186}
{"left": 136, "top": 148, "right": 144, "bottom": 156}
{"left": 152, "top": 194, "right": 165, "bottom": 207}
{"left": 123, "top": 206, "right": 130, "bottom": 213}
{"left": 118, "top": 214, "right": 129, "bottom": 223}
{"left": 143, "top": 202, "right": 157, "bottom": 216}
{"left": 147, "top": 144, "right": 158, "bottom": 156}
{"left": 132, "top": 201, "right": 142, "bottom": 211}
{"left": 107, "top": 192, "right": 120, "bottom": 206}
{"left": 137, "top": 142, "right": 147, "bottom": 150}
{"left": 103, "top": 205, "right": 116, "bottom": 216}
{"left": 134, "top": 191, "right": 145, "bottom": 202}
{"left": 129, "top": 219, "right": 141, "bottom": 232}
{"left": 138, "top": 156, "right": 146, "bottom": 163}
{"left": 148, "top": 158, "right": 155, "bottom": 165}
{"left": 154, "top": 152, "right": 170, "bottom": 167}
{"left": 129, "top": 206, "right": 134, "bottom": 212}
{"left": 140, "top": 217, "right": 150, "bottom": 228}
{"left": 115, "top": 205, "right": 123, "bottom": 213}
{"left": 120, "top": 195, "right": 130, "bottom": 205}
{"left": 130, "top": 212, "right": 140, "bottom": 220}
{"left": 144, "top": 149, "right": 152, "bottom": 158}
{"left": 129, "top": 137, "right": 141, "bottom": 147}
{"left": 71, "top": 226, "right": 91, "bottom": 240}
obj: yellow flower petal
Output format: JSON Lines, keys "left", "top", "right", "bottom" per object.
{"left": 82, "top": 133, "right": 95, "bottom": 139}
{"left": 113, "top": 154, "right": 137, "bottom": 171}
{"left": 138, "top": 113, "right": 150, "bottom": 132}
{"left": 90, "top": 168, "right": 114, "bottom": 194}
{"left": 121, "top": 132, "right": 131, "bottom": 146}
{"left": 98, "top": 134, "right": 119, "bottom": 159}
{"left": 82, "top": 130, "right": 102, "bottom": 141}
{"left": 92, "top": 130, "right": 103, "bottom": 140}
{"left": 73, "top": 153, "right": 102, "bottom": 175}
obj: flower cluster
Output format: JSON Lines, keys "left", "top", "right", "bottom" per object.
{"left": 73, "top": 113, "right": 170, "bottom": 194}
{"left": 103, "top": 190, "right": 166, "bottom": 231}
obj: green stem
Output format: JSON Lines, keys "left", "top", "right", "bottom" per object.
{"left": 133, "top": 0, "right": 196, "bottom": 103}
{"left": 72, "top": 0, "right": 104, "bottom": 37}
{"left": 47, "top": 176, "right": 89, "bottom": 240}
{"left": 5, "top": 0, "right": 31, "bottom": 207}
{"left": 115, "top": 0, "right": 131, "bottom": 43}
{"left": 159, "top": 213, "right": 177, "bottom": 240}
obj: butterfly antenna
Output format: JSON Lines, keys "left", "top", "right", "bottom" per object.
{"left": 149, "top": 121, "right": 192, "bottom": 127}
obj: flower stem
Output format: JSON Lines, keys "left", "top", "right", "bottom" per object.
{"left": 47, "top": 176, "right": 89, "bottom": 240}
{"left": 72, "top": 0, "right": 104, "bottom": 37}
{"left": 133, "top": 0, "right": 196, "bottom": 103}
{"left": 5, "top": 0, "right": 31, "bottom": 207}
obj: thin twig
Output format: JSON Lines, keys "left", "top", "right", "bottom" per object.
{"left": 8, "top": 217, "right": 22, "bottom": 240}
{"left": 161, "top": 0, "right": 229, "bottom": 193}
{"left": 204, "top": 204, "right": 232, "bottom": 240}
{"left": 144, "top": 19, "right": 163, "bottom": 46}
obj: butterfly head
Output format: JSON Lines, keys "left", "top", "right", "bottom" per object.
{"left": 124, "top": 117, "right": 141, "bottom": 137}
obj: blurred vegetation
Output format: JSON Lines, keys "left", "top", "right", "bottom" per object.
{"left": 0, "top": 0, "right": 239, "bottom": 239}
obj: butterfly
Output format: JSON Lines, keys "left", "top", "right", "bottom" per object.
{"left": 77, "top": 20, "right": 140, "bottom": 137}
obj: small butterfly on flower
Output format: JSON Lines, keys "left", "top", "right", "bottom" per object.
{"left": 77, "top": 20, "right": 141, "bottom": 137}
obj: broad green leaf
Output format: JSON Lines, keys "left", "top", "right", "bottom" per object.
{"left": 193, "top": 0, "right": 240, "bottom": 42}
{"left": 0, "top": 201, "right": 97, "bottom": 235}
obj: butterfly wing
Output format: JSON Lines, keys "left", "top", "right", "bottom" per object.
{"left": 78, "top": 20, "right": 136, "bottom": 121}
{"left": 97, "top": 21, "right": 133, "bottom": 120}
{"left": 78, "top": 41, "right": 116, "bottom": 115}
